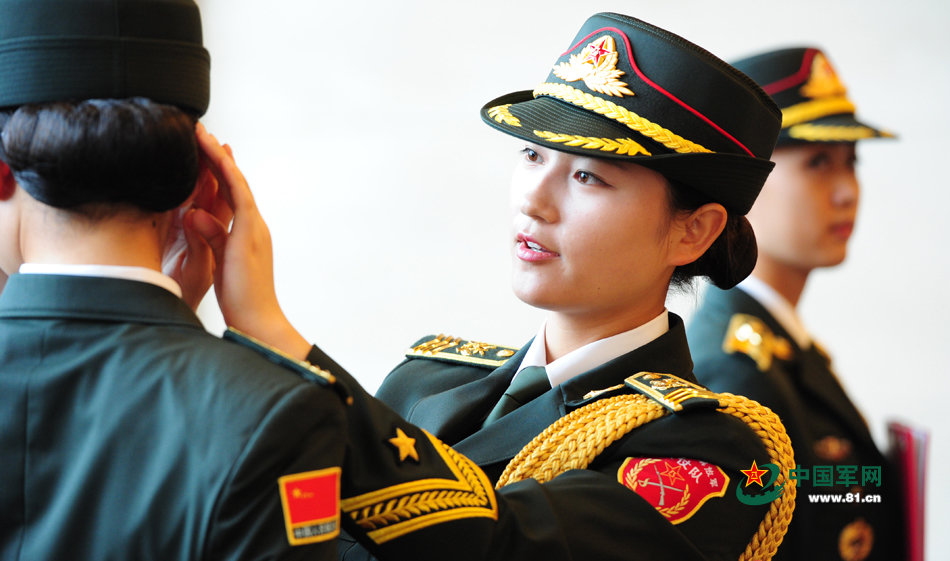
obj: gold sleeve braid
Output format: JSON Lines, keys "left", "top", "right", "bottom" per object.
{"left": 496, "top": 392, "right": 796, "bottom": 561}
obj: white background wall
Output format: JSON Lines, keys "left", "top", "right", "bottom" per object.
{"left": 197, "top": 1, "right": 948, "bottom": 556}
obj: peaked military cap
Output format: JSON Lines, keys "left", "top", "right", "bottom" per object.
{"left": 0, "top": 0, "right": 210, "bottom": 115}
{"left": 730, "top": 47, "right": 892, "bottom": 145}
{"left": 480, "top": 12, "right": 782, "bottom": 215}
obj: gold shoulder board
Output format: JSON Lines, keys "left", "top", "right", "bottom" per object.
{"left": 406, "top": 334, "right": 518, "bottom": 368}
{"left": 624, "top": 371, "right": 720, "bottom": 413}
{"left": 722, "top": 314, "right": 793, "bottom": 372}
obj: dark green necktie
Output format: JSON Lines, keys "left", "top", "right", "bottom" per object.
{"left": 482, "top": 366, "right": 550, "bottom": 427}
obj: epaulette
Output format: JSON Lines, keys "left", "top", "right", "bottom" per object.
{"left": 578, "top": 371, "right": 721, "bottom": 414}
{"left": 623, "top": 371, "right": 721, "bottom": 413}
{"left": 405, "top": 334, "right": 518, "bottom": 368}
{"left": 722, "top": 314, "right": 793, "bottom": 372}
{"left": 223, "top": 328, "right": 353, "bottom": 405}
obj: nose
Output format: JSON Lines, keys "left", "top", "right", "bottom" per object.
{"left": 514, "top": 166, "right": 560, "bottom": 224}
{"left": 831, "top": 170, "right": 859, "bottom": 208}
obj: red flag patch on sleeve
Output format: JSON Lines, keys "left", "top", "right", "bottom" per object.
{"left": 617, "top": 457, "right": 729, "bottom": 524}
{"left": 278, "top": 467, "right": 341, "bottom": 545}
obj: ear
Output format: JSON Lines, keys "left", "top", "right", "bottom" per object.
{"left": 0, "top": 160, "right": 15, "bottom": 201}
{"left": 668, "top": 202, "right": 728, "bottom": 267}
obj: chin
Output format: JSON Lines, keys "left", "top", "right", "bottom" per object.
{"left": 510, "top": 282, "right": 568, "bottom": 313}
{"left": 814, "top": 250, "right": 848, "bottom": 269}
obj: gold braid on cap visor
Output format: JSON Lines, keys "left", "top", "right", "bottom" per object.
{"left": 532, "top": 82, "right": 712, "bottom": 154}
{"left": 788, "top": 124, "right": 884, "bottom": 142}
{"left": 780, "top": 96, "right": 856, "bottom": 128}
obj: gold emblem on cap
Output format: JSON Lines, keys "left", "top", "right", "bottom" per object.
{"left": 800, "top": 52, "right": 848, "bottom": 100}
{"left": 553, "top": 35, "right": 635, "bottom": 98}
{"left": 782, "top": 52, "right": 858, "bottom": 129}
{"left": 838, "top": 518, "right": 874, "bottom": 561}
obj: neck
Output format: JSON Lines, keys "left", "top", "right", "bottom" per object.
{"left": 20, "top": 205, "right": 166, "bottom": 270}
{"left": 750, "top": 254, "right": 810, "bottom": 308}
{"left": 543, "top": 302, "right": 666, "bottom": 362}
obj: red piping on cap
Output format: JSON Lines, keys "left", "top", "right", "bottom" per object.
{"left": 563, "top": 28, "right": 756, "bottom": 158}
{"left": 760, "top": 48, "right": 818, "bottom": 95}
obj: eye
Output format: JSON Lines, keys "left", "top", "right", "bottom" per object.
{"left": 573, "top": 170, "right": 607, "bottom": 186}
{"left": 521, "top": 146, "right": 541, "bottom": 163}
{"left": 805, "top": 151, "right": 831, "bottom": 169}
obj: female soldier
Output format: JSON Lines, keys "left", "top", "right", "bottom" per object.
{"left": 686, "top": 47, "right": 901, "bottom": 561}
{"left": 0, "top": 2, "right": 353, "bottom": 559}
{"left": 198, "top": 13, "right": 796, "bottom": 561}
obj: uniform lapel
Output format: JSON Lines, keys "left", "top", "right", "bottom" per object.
{"left": 456, "top": 315, "right": 696, "bottom": 467}
{"left": 405, "top": 342, "right": 529, "bottom": 445}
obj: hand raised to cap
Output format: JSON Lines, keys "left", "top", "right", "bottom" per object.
{"left": 192, "top": 123, "right": 312, "bottom": 359}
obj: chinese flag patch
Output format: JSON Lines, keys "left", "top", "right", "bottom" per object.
{"left": 278, "top": 467, "right": 341, "bottom": 545}
{"left": 617, "top": 457, "right": 729, "bottom": 525}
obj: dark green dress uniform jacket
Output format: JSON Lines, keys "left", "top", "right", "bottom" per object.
{"left": 0, "top": 274, "right": 347, "bottom": 561}
{"left": 687, "top": 286, "right": 903, "bottom": 561}
{"left": 325, "top": 314, "right": 774, "bottom": 561}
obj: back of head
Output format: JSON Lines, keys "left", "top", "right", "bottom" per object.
{"left": 0, "top": 0, "right": 210, "bottom": 213}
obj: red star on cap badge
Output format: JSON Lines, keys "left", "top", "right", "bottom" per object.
{"left": 741, "top": 460, "right": 769, "bottom": 487}
{"left": 583, "top": 38, "right": 612, "bottom": 65}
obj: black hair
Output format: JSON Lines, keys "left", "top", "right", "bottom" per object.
{"left": 0, "top": 97, "right": 198, "bottom": 215}
{"left": 667, "top": 180, "right": 757, "bottom": 290}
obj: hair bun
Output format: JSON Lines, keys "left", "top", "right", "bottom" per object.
{"left": 706, "top": 216, "right": 757, "bottom": 289}
{"left": 2, "top": 98, "right": 198, "bottom": 212}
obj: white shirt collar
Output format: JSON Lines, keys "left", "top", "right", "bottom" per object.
{"left": 737, "top": 275, "right": 810, "bottom": 348}
{"left": 18, "top": 263, "right": 183, "bottom": 298}
{"left": 518, "top": 309, "right": 670, "bottom": 388}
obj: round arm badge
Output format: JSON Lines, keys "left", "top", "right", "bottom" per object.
{"left": 617, "top": 457, "right": 729, "bottom": 524}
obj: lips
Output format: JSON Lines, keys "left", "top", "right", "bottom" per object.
{"left": 830, "top": 221, "right": 854, "bottom": 240}
{"left": 516, "top": 233, "right": 560, "bottom": 261}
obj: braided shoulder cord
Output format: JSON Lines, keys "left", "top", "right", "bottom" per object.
{"left": 496, "top": 392, "right": 795, "bottom": 561}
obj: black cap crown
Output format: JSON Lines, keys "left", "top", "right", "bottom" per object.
{"left": 0, "top": 0, "right": 210, "bottom": 115}
{"left": 481, "top": 12, "right": 782, "bottom": 215}
{"left": 730, "top": 47, "right": 892, "bottom": 145}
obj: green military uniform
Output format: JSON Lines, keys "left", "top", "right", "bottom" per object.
{"left": 324, "top": 314, "right": 780, "bottom": 561}
{"left": 687, "top": 286, "right": 903, "bottom": 561}
{"left": 317, "top": 10, "right": 792, "bottom": 560}
{"left": 0, "top": 274, "right": 347, "bottom": 560}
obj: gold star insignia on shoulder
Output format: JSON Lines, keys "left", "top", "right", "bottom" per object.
{"left": 388, "top": 428, "right": 419, "bottom": 462}
{"left": 407, "top": 334, "right": 518, "bottom": 368}
{"left": 723, "top": 314, "right": 794, "bottom": 371}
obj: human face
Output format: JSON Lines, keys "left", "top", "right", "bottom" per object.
{"left": 748, "top": 143, "right": 859, "bottom": 272}
{"left": 509, "top": 143, "right": 675, "bottom": 324}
